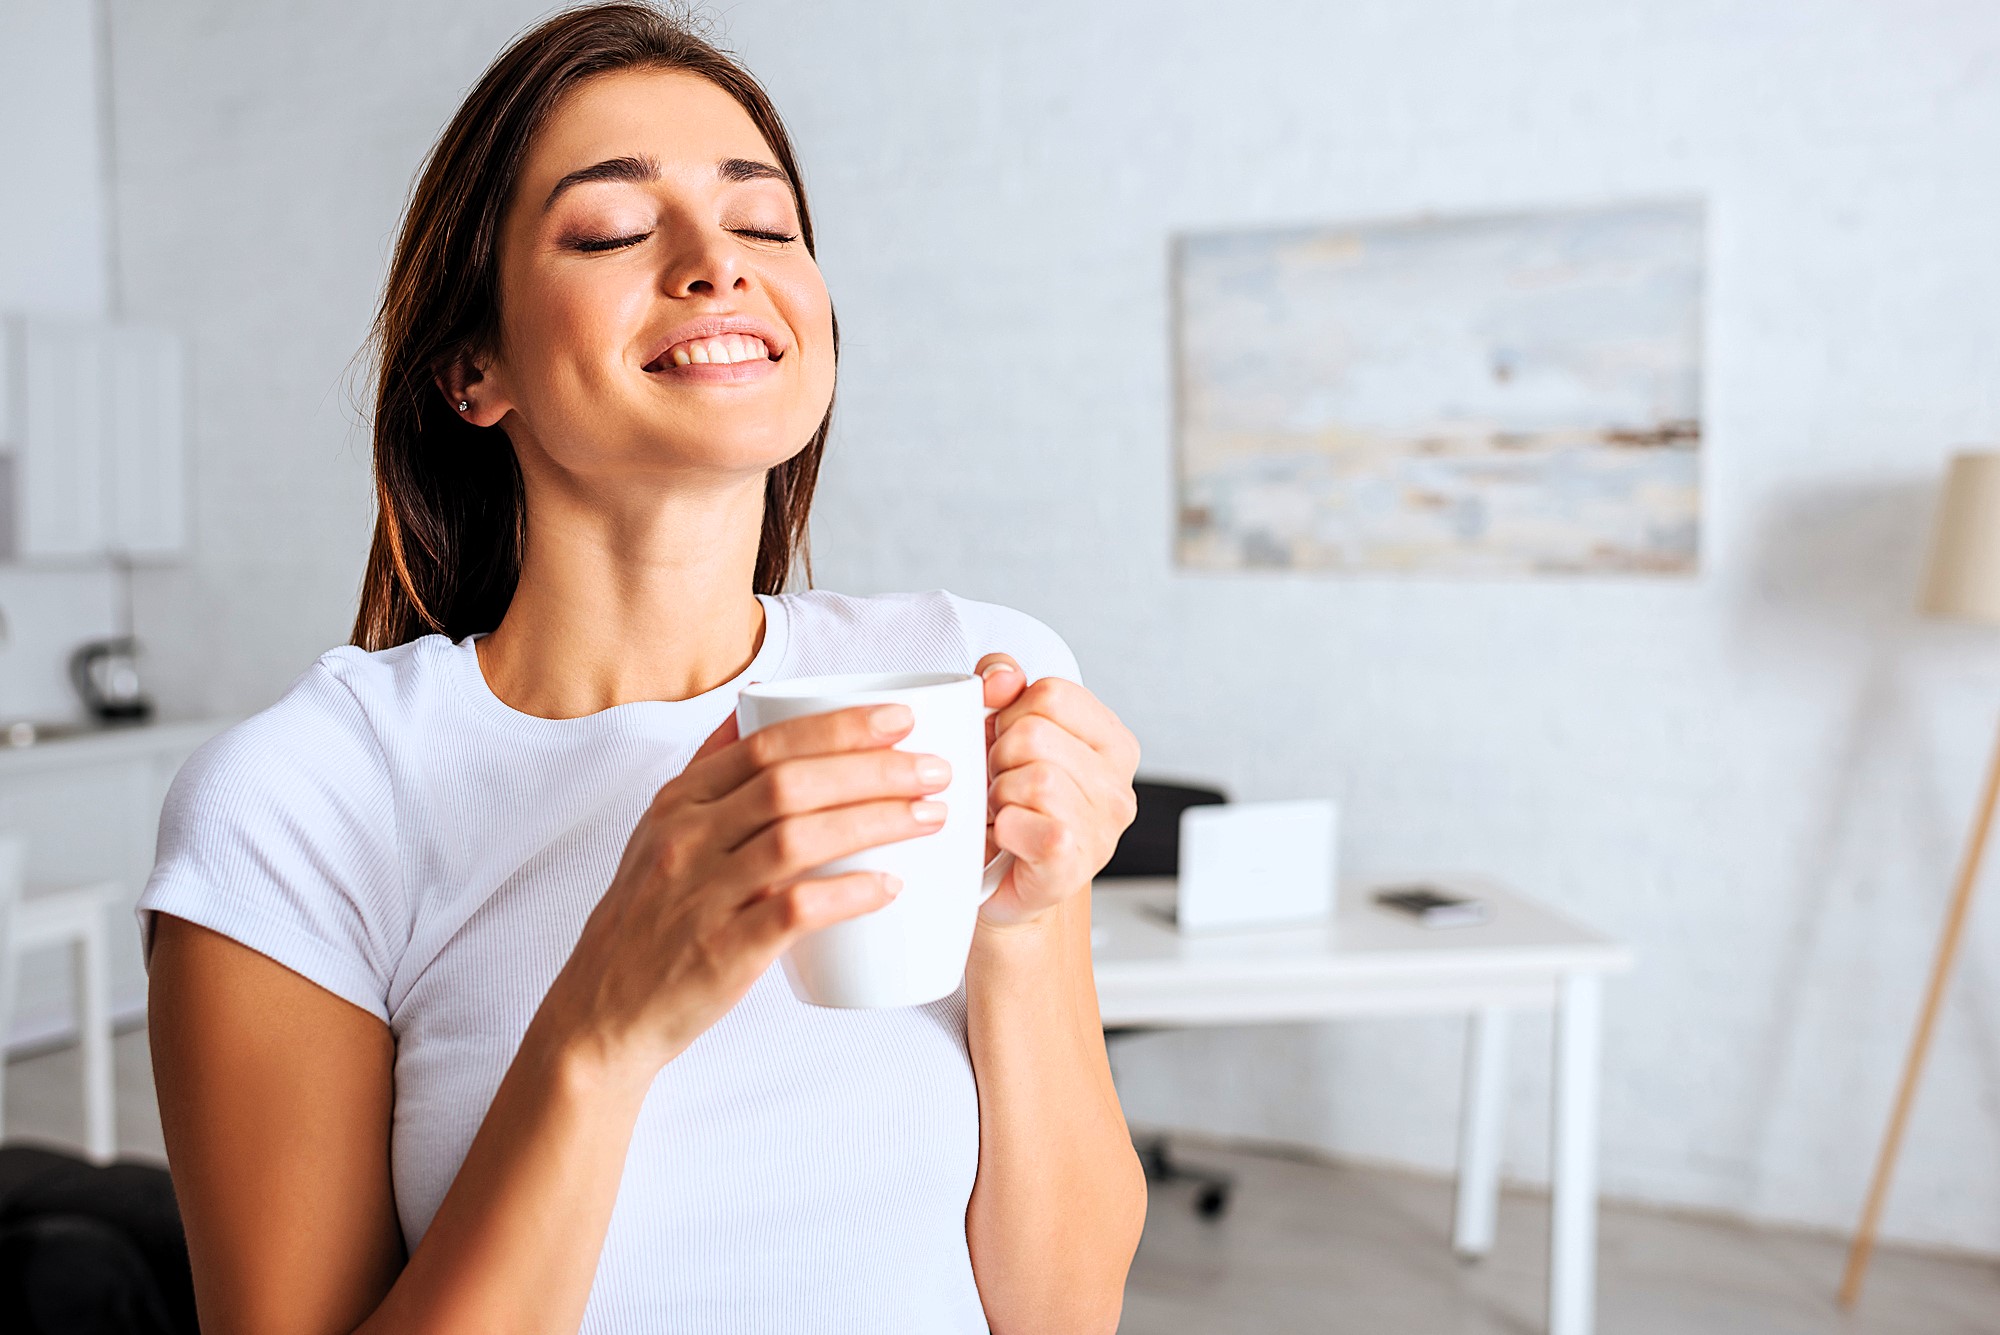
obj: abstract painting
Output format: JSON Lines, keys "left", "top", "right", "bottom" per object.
{"left": 1174, "top": 201, "right": 1703, "bottom": 575}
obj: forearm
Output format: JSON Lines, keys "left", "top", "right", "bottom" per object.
{"left": 964, "top": 891, "right": 1147, "bottom": 1335}
{"left": 357, "top": 1014, "right": 652, "bottom": 1335}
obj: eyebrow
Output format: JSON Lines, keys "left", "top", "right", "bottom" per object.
{"left": 542, "top": 154, "right": 789, "bottom": 210}
{"left": 718, "top": 156, "right": 788, "bottom": 184}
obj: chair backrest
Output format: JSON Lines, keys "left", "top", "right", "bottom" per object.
{"left": 1098, "top": 779, "right": 1228, "bottom": 878}
{"left": 0, "top": 832, "right": 21, "bottom": 913}
{"left": 0, "top": 832, "right": 21, "bottom": 1012}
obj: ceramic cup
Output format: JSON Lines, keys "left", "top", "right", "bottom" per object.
{"left": 736, "top": 671, "right": 1012, "bottom": 1009}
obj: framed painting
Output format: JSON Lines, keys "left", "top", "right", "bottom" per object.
{"left": 1174, "top": 201, "right": 1704, "bottom": 575}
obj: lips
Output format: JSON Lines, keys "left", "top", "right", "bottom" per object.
{"left": 642, "top": 317, "right": 787, "bottom": 374}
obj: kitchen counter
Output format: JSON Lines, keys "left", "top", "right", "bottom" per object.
{"left": 0, "top": 714, "right": 235, "bottom": 1050}
{"left": 0, "top": 716, "right": 236, "bottom": 777}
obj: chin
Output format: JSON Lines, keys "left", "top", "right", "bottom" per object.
{"left": 628, "top": 424, "right": 816, "bottom": 476}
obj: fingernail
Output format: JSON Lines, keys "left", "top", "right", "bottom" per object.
{"left": 869, "top": 704, "right": 913, "bottom": 736}
{"left": 911, "top": 799, "right": 947, "bottom": 824}
{"left": 980, "top": 662, "right": 1015, "bottom": 680}
{"left": 915, "top": 755, "right": 951, "bottom": 786}
{"left": 881, "top": 873, "right": 904, "bottom": 896}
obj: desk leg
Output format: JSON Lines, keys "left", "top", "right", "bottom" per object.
{"left": 1550, "top": 974, "right": 1602, "bottom": 1335}
{"left": 1454, "top": 1006, "right": 1509, "bottom": 1259}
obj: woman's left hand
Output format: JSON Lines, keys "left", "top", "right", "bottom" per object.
{"left": 975, "top": 653, "right": 1140, "bottom": 929}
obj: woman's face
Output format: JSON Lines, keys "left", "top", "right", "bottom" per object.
{"left": 472, "top": 68, "right": 835, "bottom": 487}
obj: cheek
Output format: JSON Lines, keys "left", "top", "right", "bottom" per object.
{"left": 773, "top": 266, "right": 837, "bottom": 419}
{"left": 558, "top": 274, "right": 654, "bottom": 372}
{"left": 763, "top": 258, "right": 832, "bottom": 351}
{"left": 507, "top": 262, "right": 653, "bottom": 397}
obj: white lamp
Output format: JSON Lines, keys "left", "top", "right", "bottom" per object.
{"left": 1841, "top": 450, "right": 2000, "bottom": 1307}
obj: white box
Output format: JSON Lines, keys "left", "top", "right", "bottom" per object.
{"left": 1176, "top": 799, "right": 1338, "bottom": 934}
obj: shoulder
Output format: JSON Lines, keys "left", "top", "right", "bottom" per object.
{"left": 171, "top": 638, "right": 442, "bottom": 809}
{"left": 142, "top": 643, "right": 439, "bottom": 1016}
{"left": 777, "top": 588, "right": 1080, "bottom": 686}
{"left": 940, "top": 591, "right": 1081, "bottom": 686}
{"left": 159, "top": 635, "right": 468, "bottom": 866}
{"left": 155, "top": 660, "right": 396, "bottom": 903}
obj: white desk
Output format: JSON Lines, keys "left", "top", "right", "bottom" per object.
{"left": 1089, "top": 876, "right": 1633, "bottom": 1335}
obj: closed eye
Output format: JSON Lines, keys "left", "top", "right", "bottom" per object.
{"left": 569, "top": 231, "right": 651, "bottom": 253}
{"left": 733, "top": 228, "right": 799, "bottom": 244}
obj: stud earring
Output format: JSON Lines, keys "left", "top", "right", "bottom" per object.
{"left": 457, "top": 399, "right": 470, "bottom": 413}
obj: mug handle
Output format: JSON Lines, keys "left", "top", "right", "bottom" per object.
{"left": 978, "top": 703, "right": 1013, "bottom": 904}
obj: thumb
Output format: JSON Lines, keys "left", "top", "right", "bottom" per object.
{"left": 692, "top": 690, "right": 749, "bottom": 764}
{"left": 975, "top": 654, "right": 1026, "bottom": 712}
{"left": 695, "top": 712, "right": 740, "bottom": 761}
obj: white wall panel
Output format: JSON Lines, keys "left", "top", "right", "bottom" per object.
{"left": 0, "top": 0, "right": 121, "bottom": 721}
{"left": 0, "top": 0, "right": 109, "bottom": 317}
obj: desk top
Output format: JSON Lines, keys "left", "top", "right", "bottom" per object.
{"left": 1089, "top": 876, "right": 1632, "bottom": 1025}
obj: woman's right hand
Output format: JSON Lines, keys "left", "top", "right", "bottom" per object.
{"left": 535, "top": 701, "right": 950, "bottom": 1082}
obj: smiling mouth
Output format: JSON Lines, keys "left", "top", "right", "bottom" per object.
{"left": 645, "top": 334, "right": 779, "bottom": 371}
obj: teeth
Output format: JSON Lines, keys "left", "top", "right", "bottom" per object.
{"left": 662, "top": 334, "right": 770, "bottom": 368}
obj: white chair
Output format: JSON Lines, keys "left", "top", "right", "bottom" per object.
{"left": 0, "top": 832, "right": 118, "bottom": 1162}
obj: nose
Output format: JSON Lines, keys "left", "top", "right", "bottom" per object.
{"left": 660, "top": 224, "right": 750, "bottom": 298}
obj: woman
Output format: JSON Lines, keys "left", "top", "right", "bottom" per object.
{"left": 137, "top": 6, "right": 1146, "bottom": 1333}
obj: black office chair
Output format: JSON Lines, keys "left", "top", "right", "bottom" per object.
{"left": 1100, "top": 779, "right": 1235, "bottom": 1219}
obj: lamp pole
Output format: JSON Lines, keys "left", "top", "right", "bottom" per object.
{"left": 1839, "top": 711, "right": 2000, "bottom": 1306}
{"left": 1839, "top": 450, "right": 2000, "bottom": 1307}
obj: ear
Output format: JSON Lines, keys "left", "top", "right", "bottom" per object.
{"left": 433, "top": 352, "right": 511, "bottom": 429}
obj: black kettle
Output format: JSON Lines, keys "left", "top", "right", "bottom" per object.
{"left": 69, "top": 637, "right": 154, "bottom": 723}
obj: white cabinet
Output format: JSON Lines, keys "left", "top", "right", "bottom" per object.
{"left": 14, "top": 319, "right": 106, "bottom": 558}
{"left": 0, "top": 315, "right": 188, "bottom": 563}
{"left": 103, "top": 325, "right": 188, "bottom": 558}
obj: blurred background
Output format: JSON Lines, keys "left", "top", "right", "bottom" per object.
{"left": 3, "top": 1, "right": 2000, "bottom": 1331}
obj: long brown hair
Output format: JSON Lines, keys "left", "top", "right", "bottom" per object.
{"left": 352, "top": 3, "right": 829, "bottom": 651}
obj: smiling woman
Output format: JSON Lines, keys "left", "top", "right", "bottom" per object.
{"left": 356, "top": 12, "right": 836, "bottom": 649}
{"left": 136, "top": 6, "right": 1144, "bottom": 1335}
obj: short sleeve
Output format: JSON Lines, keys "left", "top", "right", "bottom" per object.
{"left": 136, "top": 662, "right": 405, "bottom": 1022}
{"left": 944, "top": 592, "right": 1083, "bottom": 687}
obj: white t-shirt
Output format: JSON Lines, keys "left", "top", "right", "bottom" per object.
{"left": 136, "top": 588, "right": 1080, "bottom": 1334}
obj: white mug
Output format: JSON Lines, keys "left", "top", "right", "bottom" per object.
{"left": 735, "top": 671, "right": 1012, "bottom": 1008}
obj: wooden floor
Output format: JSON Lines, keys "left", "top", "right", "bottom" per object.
{"left": 6, "top": 1029, "right": 1997, "bottom": 1333}
{"left": 1125, "top": 1139, "right": 2000, "bottom": 1334}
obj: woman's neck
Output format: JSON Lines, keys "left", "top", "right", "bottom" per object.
{"left": 473, "top": 473, "right": 771, "bottom": 720}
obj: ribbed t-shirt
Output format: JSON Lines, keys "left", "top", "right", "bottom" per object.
{"left": 135, "top": 588, "right": 1080, "bottom": 1334}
